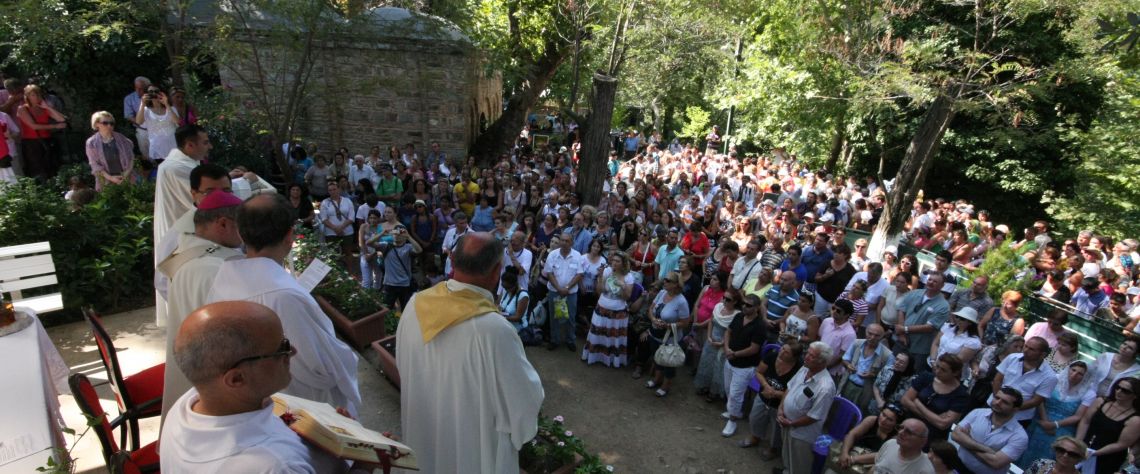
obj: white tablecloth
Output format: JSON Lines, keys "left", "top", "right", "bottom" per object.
{"left": 0, "top": 308, "right": 69, "bottom": 472}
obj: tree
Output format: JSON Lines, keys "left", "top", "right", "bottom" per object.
{"left": 573, "top": 0, "right": 635, "bottom": 206}
{"left": 0, "top": 0, "right": 168, "bottom": 119}
{"left": 465, "top": 0, "right": 587, "bottom": 161}
{"left": 868, "top": 0, "right": 1083, "bottom": 254}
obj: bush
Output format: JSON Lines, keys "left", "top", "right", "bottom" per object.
{"left": 0, "top": 178, "right": 154, "bottom": 321}
{"left": 289, "top": 227, "right": 386, "bottom": 320}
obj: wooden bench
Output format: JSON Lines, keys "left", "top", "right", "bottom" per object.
{"left": 0, "top": 242, "right": 63, "bottom": 314}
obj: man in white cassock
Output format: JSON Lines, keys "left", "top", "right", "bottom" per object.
{"left": 161, "top": 301, "right": 382, "bottom": 473}
{"left": 153, "top": 164, "right": 231, "bottom": 313}
{"left": 157, "top": 190, "right": 244, "bottom": 420}
{"left": 153, "top": 124, "right": 212, "bottom": 327}
{"left": 205, "top": 194, "right": 362, "bottom": 416}
{"left": 397, "top": 231, "right": 545, "bottom": 473}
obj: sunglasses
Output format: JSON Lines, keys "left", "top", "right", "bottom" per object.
{"left": 1053, "top": 446, "right": 1084, "bottom": 459}
{"left": 723, "top": 298, "right": 736, "bottom": 303}
{"left": 230, "top": 338, "right": 292, "bottom": 369}
{"left": 99, "top": 120, "right": 115, "bottom": 125}
{"left": 742, "top": 302, "right": 758, "bottom": 308}
{"left": 1118, "top": 385, "right": 1134, "bottom": 395}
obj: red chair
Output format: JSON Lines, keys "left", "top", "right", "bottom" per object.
{"left": 69, "top": 373, "right": 160, "bottom": 473}
{"left": 83, "top": 307, "right": 164, "bottom": 451}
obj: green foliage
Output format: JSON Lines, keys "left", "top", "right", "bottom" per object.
{"left": 0, "top": 0, "right": 168, "bottom": 122}
{"left": 520, "top": 415, "right": 588, "bottom": 473}
{"left": 1045, "top": 65, "right": 1140, "bottom": 240}
{"left": 968, "top": 240, "right": 1038, "bottom": 302}
{"left": 0, "top": 178, "right": 154, "bottom": 316}
{"left": 289, "top": 227, "right": 385, "bottom": 320}
{"left": 675, "top": 106, "right": 710, "bottom": 142}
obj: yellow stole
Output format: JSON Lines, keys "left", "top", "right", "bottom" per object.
{"left": 414, "top": 281, "right": 501, "bottom": 343}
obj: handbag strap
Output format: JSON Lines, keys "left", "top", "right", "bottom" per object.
{"left": 665, "top": 323, "right": 678, "bottom": 345}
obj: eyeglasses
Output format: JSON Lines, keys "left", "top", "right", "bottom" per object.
{"left": 1053, "top": 446, "right": 1084, "bottom": 459}
{"left": 229, "top": 338, "right": 292, "bottom": 369}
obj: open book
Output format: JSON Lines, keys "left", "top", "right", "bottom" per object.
{"left": 271, "top": 393, "right": 418, "bottom": 470}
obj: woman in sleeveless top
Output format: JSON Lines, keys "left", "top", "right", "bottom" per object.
{"left": 780, "top": 292, "right": 820, "bottom": 344}
{"left": 17, "top": 85, "right": 66, "bottom": 180}
{"left": 135, "top": 85, "right": 178, "bottom": 162}
{"left": 1077, "top": 376, "right": 1140, "bottom": 474}
{"left": 694, "top": 289, "right": 739, "bottom": 401}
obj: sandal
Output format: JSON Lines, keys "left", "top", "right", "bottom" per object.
{"left": 645, "top": 380, "right": 658, "bottom": 389}
{"left": 737, "top": 438, "right": 759, "bottom": 449}
{"left": 631, "top": 367, "right": 643, "bottom": 379}
{"left": 655, "top": 388, "right": 668, "bottom": 397}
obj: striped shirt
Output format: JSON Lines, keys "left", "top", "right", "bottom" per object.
{"left": 765, "top": 286, "right": 800, "bottom": 321}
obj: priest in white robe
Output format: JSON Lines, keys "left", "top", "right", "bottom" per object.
{"left": 397, "top": 232, "right": 544, "bottom": 473}
{"left": 161, "top": 301, "right": 377, "bottom": 473}
{"left": 205, "top": 194, "right": 361, "bottom": 416}
{"left": 158, "top": 190, "right": 244, "bottom": 419}
{"left": 152, "top": 124, "right": 212, "bottom": 327}
{"left": 153, "top": 164, "right": 231, "bottom": 301}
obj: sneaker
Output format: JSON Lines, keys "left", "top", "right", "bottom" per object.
{"left": 721, "top": 420, "right": 737, "bottom": 437}
{"left": 721, "top": 411, "right": 731, "bottom": 420}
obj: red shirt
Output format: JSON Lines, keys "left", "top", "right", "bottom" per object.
{"left": 681, "top": 231, "right": 710, "bottom": 258}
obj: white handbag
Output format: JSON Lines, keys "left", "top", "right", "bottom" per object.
{"left": 653, "top": 323, "right": 686, "bottom": 368}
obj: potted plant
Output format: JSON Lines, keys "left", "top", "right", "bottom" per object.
{"left": 519, "top": 415, "right": 616, "bottom": 474}
{"left": 290, "top": 228, "right": 390, "bottom": 349}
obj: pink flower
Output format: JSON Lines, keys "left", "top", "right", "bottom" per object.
{"left": 557, "top": 441, "right": 565, "bottom": 447}
{"left": 564, "top": 430, "right": 572, "bottom": 437}
{"left": 553, "top": 415, "right": 564, "bottom": 422}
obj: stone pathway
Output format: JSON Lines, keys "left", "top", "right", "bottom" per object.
{"left": 47, "top": 308, "right": 770, "bottom": 473}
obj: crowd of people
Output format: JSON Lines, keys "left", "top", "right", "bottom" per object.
{"left": 11, "top": 71, "right": 1140, "bottom": 473}
{"left": 269, "top": 121, "right": 1140, "bottom": 473}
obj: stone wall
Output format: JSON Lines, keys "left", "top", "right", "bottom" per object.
{"left": 219, "top": 36, "right": 501, "bottom": 165}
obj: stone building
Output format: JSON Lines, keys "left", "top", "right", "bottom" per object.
{"left": 192, "top": 4, "right": 501, "bottom": 164}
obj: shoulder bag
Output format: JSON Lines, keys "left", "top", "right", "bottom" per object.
{"left": 654, "top": 323, "right": 686, "bottom": 368}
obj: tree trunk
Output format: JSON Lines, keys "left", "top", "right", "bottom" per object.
{"left": 824, "top": 108, "right": 846, "bottom": 173}
{"left": 576, "top": 73, "right": 619, "bottom": 206}
{"left": 868, "top": 92, "right": 957, "bottom": 258}
{"left": 469, "top": 42, "right": 571, "bottom": 163}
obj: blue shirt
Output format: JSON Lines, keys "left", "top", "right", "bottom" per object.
{"left": 800, "top": 245, "right": 834, "bottom": 282}
{"left": 843, "top": 341, "right": 893, "bottom": 386}
{"left": 780, "top": 260, "right": 809, "bottom": 286}
{"left": 123, "top": 91, "right": 143, "bottom": 123}
{"left": 655, "top": 244, "right": 685, "bottom": 280}
{"left": 764, "top": 286, "right": 800, "bottom": 321}
{"left": 956, "top": 408, "right": 1028, "bottom": 474}
{"left": 565, "top": 226, "right": 594, "bottom": 254}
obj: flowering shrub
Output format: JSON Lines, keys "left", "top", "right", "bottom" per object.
{"left": 289, "top": 226, "right": 386, "bottom": 320}
{"left": 520, "top": 415, "right": 614, "bottom": 473}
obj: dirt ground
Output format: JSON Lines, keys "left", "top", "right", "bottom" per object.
{"left": 522, "top": 343, "right": 778, "bottom": 474}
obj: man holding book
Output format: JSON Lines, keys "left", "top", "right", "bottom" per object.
{"left": 161, "top": 301, "right": 383, "bottom": 473}
{"left": 397, "top": 231, "right": 545, "bottom": 473}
